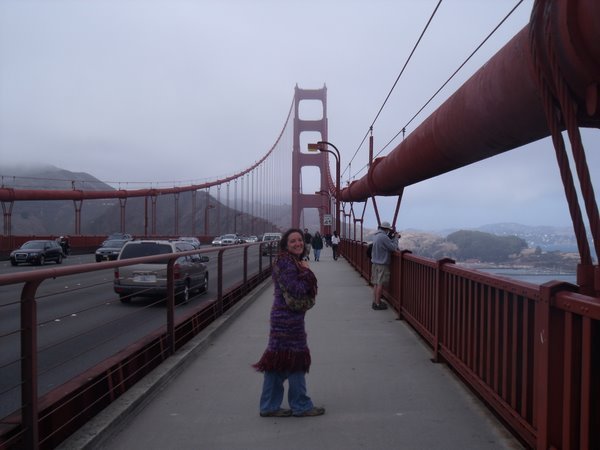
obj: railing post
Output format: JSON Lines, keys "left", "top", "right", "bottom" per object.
{"left": 595, "top": 265, "right": 600, "bottom": 298}
{"left": 395, "top": 250, "right": 412, "bottom": 321}
{"left": 216, "top": 249, "right": 224, "bottom": 315}
{"left": 534, "top": 281, "right": 573, "bottom": 449}
{"left": 433, "top": 258, "right": 454, "bottom": 363}
{"left": 576, "top": 262, "right": 596, "bottom": 296}
{"left": 243, "top": 245, "right": 248, "bottom": 285}
{"left": 22, "top": 279, "right": 43, "bottom": 450}
{"left": 166, "top": 259, "right": 176, "bottom": 355}
{"left": 361, "top": 241, "right": 368, "bottom": 279}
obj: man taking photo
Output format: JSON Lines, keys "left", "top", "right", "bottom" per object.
{"left": 370, "top": 221, "right": 399, "bottom": 310}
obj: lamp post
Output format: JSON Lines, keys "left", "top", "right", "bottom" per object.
{"left": 204, "top": 204, "right": 215, "bottom": 236}
{"left": 308, "top": 141, "right": 341, "bottom": 235}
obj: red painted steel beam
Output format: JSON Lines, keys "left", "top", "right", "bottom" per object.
{"left": 1, "top": 177, "right": 229, "bottom": 202}
{"left": 340, "top": 0, "right": 600, "bottom": 202}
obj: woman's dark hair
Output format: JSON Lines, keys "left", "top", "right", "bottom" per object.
{"left": 279, "top": 228, "right": 304, "bottom": 253}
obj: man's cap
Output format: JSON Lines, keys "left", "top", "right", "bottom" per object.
{"left": 380, "top": 221, "right": 392, "bottom": 230}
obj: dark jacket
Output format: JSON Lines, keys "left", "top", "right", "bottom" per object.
{"left": 311, "top": 235, "right": 323, "bottom": 250}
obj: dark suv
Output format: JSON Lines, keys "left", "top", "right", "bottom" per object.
{"left": 113, "top": 240, "right": 209, "bottom": 303}
{"left": 10, "top": 240, "right": 64, "bottom": 266}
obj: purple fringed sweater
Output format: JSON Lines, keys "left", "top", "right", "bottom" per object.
{"left": 253, "top": 252, "right": 318, "bottom": 373}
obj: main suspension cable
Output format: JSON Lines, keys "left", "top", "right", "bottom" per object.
{"left": 343, "top": 0, "right": 443, "bottom": 178}
{"left": 346, "top": 0, "right": 525, "bottom": 181}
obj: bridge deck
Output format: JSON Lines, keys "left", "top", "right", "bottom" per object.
{"left": 60, "top": 252, "right": 523, "bottom": 450}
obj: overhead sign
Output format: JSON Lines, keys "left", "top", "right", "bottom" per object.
{"left": 323, "top": 214, "right": 332, "bottom": 226}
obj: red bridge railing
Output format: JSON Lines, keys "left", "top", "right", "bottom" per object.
{"left": 342, "top": 239, "right": 600, "bottom": 449}
{"left": 0, "top": 243, "right": 274, "bottom": 449}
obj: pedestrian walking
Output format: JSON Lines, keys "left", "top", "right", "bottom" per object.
{"left": 303, "top": 228, "right": 312, "bottom": 260}
{"left": 311, "top": 232, "right": 323, "bottom": 261}
{"left": 330, "top": 230, "right": 340, "bottom": 260}
{"left": 370, "top": 221, "right": 399, "bottom": 310}
{"left": 253, "top": 228, "right": 325, "bottom": 417}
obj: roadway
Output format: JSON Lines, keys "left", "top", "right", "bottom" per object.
{"left": 0, "top": 245, "right": 270, "bottom": 419}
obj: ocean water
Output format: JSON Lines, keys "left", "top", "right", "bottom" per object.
{"left": 478, "top": 268, "right": 577, "bottom": 285}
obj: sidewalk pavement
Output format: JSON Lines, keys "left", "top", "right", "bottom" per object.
{"left": 61, "top": 251, "right": 523, "bottom": 450}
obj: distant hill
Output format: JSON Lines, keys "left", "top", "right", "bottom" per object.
{"left": 445, "top": 222, "right": 579, "bottom": 253}
{"left": 1, "top": 164, "right": 113, "bottom": 191}
{"left": 366, "top": 222, "right": 579, "bottom": 253}
{"left": 361, "top": 223, "right": 586, "bottom": 272}
{"left": 2, "top": 165, "right": 115, "bottom": 235}
{"left": 396, "top": 229, "right": 580, "bottom": 272}
{"left": 1, "top": 165, "right": 283, "bottom": 236}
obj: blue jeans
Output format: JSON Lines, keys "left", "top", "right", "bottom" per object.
{"left": 259, "top": 371, "right": 314, "bottom": 414}
{"left": 313, "top": 249, "right": 321, "bottom": 261}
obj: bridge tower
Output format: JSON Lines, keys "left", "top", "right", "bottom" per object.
{"left": 291, "top": 85, "right": 329, "bottom": 230}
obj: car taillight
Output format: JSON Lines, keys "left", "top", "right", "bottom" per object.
{"left": 174, "top": 263, "right": 181, "bottom": 279}
{"left": 114, "top": 269, "right": 119, "bottom": 279}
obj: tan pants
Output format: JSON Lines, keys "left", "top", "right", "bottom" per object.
{"left": 371, "top": 263, "right": 390, "bottom": 285}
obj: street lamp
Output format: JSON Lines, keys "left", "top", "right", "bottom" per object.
{"left": 204, "top": 204, "right": 215, "bottom": 236}
{"left": 308, "top": 141, "right": 341, "bottom": 235}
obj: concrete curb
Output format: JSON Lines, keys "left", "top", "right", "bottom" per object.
{"left": 58, "top": 278, "right": 273, "bottom": 450}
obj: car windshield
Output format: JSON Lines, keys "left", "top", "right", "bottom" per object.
{"left": 263, "top": 235, "right": 280, "bottom": 241}
{"left": 102, "top": 240, "right": 127, "bottom": 248}
{"left": 21, "top": 241, "right": 47, "bottom": 249}
{"left": 119, "top": 243, "right": 174, "bottom": 263}
{"left": 222, "top": 234, "right": 236, "bottom": 239}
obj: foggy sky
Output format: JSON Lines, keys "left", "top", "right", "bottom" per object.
{"left": 1, "top": 0, "right": 598, "bottom": 231}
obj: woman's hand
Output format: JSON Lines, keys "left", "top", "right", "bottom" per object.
{"left": 299, "top": 260, "right": 310, "bottom": 269}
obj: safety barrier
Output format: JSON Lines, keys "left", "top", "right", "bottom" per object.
{"left": 343, "top": 239, "right": 599, "bottom": 449}
{"left": 0, "top": 242, "right": 274, "bottom": 449}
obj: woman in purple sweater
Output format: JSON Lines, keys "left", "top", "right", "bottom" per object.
{"left": 253, "top": 228, "right": 325, "bottom": 418}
